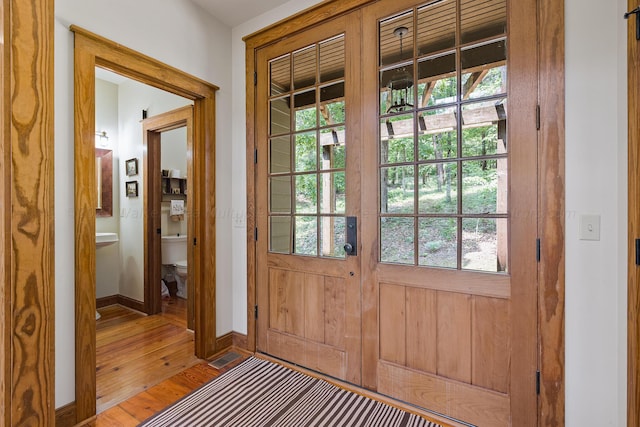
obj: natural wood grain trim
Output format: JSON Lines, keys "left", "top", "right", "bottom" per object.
{"left": 507, "top": 0, "right": 541, "bottom": 424}
{"left": 215, "top": 332, "right": 233, "bottom": 352}
{"left": 0, "top": 0, "right": 9, "bottom": 422}
{"left": 96, "top": 295, "right": 119, "bottom": 309}
{"left": 232, "top": 332, "right": 248, "bottom": 349}
{"left": 55, "top": 402, "right": 77, "bottom": 427}
{"left": 193, "top": 94, "right": 217, "bottom": 357}
{"left": 70, "top": 26, "right": 218, "bottom": 93}
{"left": 630, "top": 0, "right": 640, "bottom": 425}
{"left": 243, "top": 57, "right": 257, "bottom": 349}
{"left": 245, "top": 34, "right": 257, "bottom": 354}
{"left": 243, "top": 0, "right": 374, "bottom": 48}
{"left": 74, "top": 33, "right": 99, "bottom": 422}
{"left": 538, "top": 0, "right": 566, "bottom": 425}
{"left": 7, "top": 0, "right": 55, "bottom": 425}
{"left": 73, "top": 28, "right": 218, "bottom": 424}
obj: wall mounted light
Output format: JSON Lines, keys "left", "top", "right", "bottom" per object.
{"left": 95, "top": 130, "right": 109, "bottom": 147}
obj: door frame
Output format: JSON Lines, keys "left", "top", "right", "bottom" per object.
{"left": 1, "top": 0, "right": 55, "bottom": 424}
{"left": 72, "top": 26, "right": 218, "bottom": 423}
{"left": 143, "top": 106, "right": 195, "bottom": 329}
{"left": 628, "top": 0, "right": 640, "bottom": 422}
{"left": 245, "top": 0, "right": 565, "bottom": 424}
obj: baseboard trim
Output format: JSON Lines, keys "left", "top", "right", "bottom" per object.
{"left": 55, "top": 401, "right": 76, "bottom": 427}
{"left": 96, "top": 294, "right": 145, "bottom": 313}
{"left": 96, "top": 295, "right": 118, "bottom": 308}
{"left": 214, "top": 331, "right": 248, "bottom": 356}
{"left": 215, "top": 332, "right": 233, "bottom": 352}
{"left": 232, "top": 331, "right": 248, "bottom": 350}
{"left": 117, "top": 294, "right": 145, "bottom": 313}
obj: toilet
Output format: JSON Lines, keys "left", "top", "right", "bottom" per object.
{"left": 161, "top": 234, "right": 188, "bottom": 298}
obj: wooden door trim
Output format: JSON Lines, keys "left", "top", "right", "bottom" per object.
{"left": 72, "top": 26, "right": 217, "bottom": 424}
{"left": 538, "top": 0, "right": 565, "bottom": 423}
{"left": 629, "top": 0, "right": 640, "bottom": 423}
{"left": 1, "top": 0, "right": 55, "bottom": 424}
{"left": 142, "top": 106, "right": 193, "bottom": 318}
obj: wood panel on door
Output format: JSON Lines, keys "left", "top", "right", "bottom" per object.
{"left": 255, "top": 13, "right": 363, "bottom": 385}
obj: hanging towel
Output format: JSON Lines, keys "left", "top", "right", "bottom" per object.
{"left": 170, "top": 199, "right": 185, "bottom": 216}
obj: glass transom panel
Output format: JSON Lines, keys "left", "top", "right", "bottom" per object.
{"left": 378, "top": 0, "right": 508, "bottom": 273}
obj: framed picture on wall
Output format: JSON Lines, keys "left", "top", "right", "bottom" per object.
{"left": 125, "top": 180, "right": 138, "bottom": 197}
{"left": 125, "top": 158, "right": 138, "bottom": 176}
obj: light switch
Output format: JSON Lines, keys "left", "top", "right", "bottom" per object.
{"left": 579, "top": 214, "right": 600, "bottom": 241}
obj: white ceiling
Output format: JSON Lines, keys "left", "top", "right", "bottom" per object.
{"left": 190, "top": 0, "right": 295, "bottom": 27}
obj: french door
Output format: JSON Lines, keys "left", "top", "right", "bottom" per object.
{"left": 254, "top": 0, "right": 538, "bottom": 424}
{"left": 255, "top": 13, "right": 364, "bottom": 384}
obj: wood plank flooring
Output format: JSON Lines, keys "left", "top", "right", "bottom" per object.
{"left": 96, "top": 298, "right": 201, "bottom": 413}
{"left": 93, "top": 353, "right": 246, "bottom": 426}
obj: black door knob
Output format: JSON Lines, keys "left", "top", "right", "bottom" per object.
{"left": 344, "top": 243, "right": 353, "bottom": 254}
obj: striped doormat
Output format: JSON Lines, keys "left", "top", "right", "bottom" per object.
{"left": 139, "top": 357, "right": 443, "bottom": 427}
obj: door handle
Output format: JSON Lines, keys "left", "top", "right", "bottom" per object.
{"left": 344, "top": 216, "right": 357, "bottom": 256}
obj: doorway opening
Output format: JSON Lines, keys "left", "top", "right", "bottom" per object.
{"left": 73, "top": 26, "right": 218, "bottom": 424}
{"left": 143, "top": 105, "right": 195, "bottom": 329}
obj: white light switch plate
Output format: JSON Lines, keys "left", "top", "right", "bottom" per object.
{"left": 579, "top": 214, "right": 600, "bottom": 241}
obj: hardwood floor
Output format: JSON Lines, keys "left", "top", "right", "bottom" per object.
{"left": 93, "top": 352, "right": 246, "bottom": 426}
{"left": 96, "top": 298, "right": 201, "bottom": 413}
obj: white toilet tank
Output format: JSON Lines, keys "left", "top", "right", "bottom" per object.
{"left": 161, "top": 235, "right": 187, "bottom": 265}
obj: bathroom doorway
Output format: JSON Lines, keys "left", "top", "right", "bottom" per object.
{"left": 143, "top": 106, "right": 194, "bottom": 329}
{"left": 73, "top": 26, "right": 218, "bottom": 422}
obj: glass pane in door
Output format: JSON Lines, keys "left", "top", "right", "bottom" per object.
{"left": 268, "top": 36, "right": 348, "bottom": 259}
{"left": 378, "top": 0, "right": 508, "bottom": 273}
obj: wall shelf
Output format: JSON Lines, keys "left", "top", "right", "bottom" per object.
{"left": 162, "top": 176, "right": 187, "bottom": 200}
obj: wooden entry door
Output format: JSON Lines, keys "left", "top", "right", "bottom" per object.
{"left": 253, "top": 0, "right": 539, "bottom": 424}
{"left": 359, "top": 1, "right": 538, "bottom": 425}
{"left": 255, "top": 13, "right": 363, "bottom": 384}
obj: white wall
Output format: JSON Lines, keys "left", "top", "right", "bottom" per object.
{"left": 54, "top": 0, "right": 233, "bottom": 408}
{"left": 565, "top": 0, "right": 627, "bottom": 425}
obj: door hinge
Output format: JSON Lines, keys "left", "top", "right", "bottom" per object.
{"left": 254, "top": 305, "right": 258, "bottom": 319}
{"left": 254, "top": 71, "right": 257, "bottom": 86}
{"left": 536, "top": 370, "right": 541, "bottom": 395}
{"left": 536, "top": 105, "right": 541, "bottom": 130}
{"left": 636, "top": 239, "right": 640, "bottom": 265}
{"left": 255, "top": 227, "right": 258, "bottom": 241}
{"left": 254, "top": 148, "right": 258, "bottom": 164}
{"left": 536, "top": 238, "right": 541, "bottom": 262}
